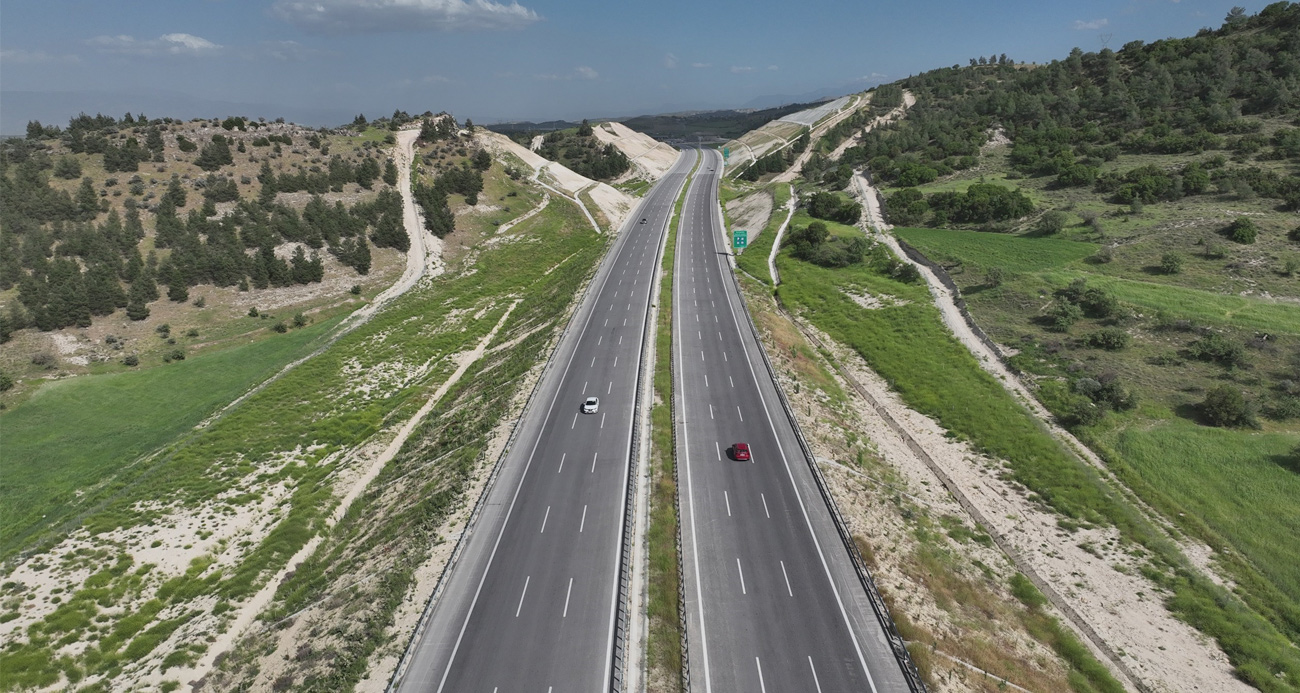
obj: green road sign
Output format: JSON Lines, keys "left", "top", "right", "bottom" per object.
{"left": 723, "top": 146, "right": 730, "bottom": 160}
{"left": 733, "top": 229, "right": 747, "bottom": 249}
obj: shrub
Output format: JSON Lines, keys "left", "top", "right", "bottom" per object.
{"left": 272, "top": 322, "right": 288, "bottom": 333}
{"left": 0, "top": 371, "right": 13, "bottom": 392}
{"left": 123, "top": 355, "right": 139, "bottom": 367}
{"left": 161, "top": 349, "right": 185, "bottom": 363}
{"left": 1201, "top": 385, "right": 1256, "bottom": 427}
{"left": 986, "top": 266, "right": 1005, "bottom": 287}
{"left": 1188, "top": 333, "right": 1248, "bottom": 368}
{"left": 248, "top": 307, "right": 259, "bottom": 317}
{"left": 1085, "top": 328, "right": 1130, "bottom": 351}
{"left": 1091, "top": 246, "right": 1114, "bottom": 263}
{"left": 1225, "top": 217, "right": 1257, "bottom": 244}
{"left": 1265, "top": 395, "right": 1300, "bottom": 421}
{"left": 292, "top": 313, "right": 307, "bottom": 328}
{"left": 349, "top": 285, "right": 362, "bottom": 295}
{"left": 1049, "top": 301, "right": 1082, "bottom": 332}
{"left": 192, "top": 296, "right": 206, "bottom": 308}
{"left": 1159, "top": 253, "right": 1183, "bottom": 274}
{"left": 1035, "top": 210, "right": 1066, "bottom": 235}
{"left": 892, "top": 263, "right": 922, "bottom": 284}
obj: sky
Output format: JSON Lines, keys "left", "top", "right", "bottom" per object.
{"left": 0, "top": 0, "right": 1270, "bottom": 133}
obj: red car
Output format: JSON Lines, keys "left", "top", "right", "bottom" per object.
{"left": 730, "top": 443, "right": 750, "bottom": 461}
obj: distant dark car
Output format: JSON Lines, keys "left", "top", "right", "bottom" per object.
{"left": 730, "top": 442, "right": 750, "bottom": 461}
{"left": 639, "top": 218, "right": 648, "bottom": 224}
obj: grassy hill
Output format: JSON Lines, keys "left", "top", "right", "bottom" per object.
{"left": 844, "top": 4, "right": 1300, "bottom": 685}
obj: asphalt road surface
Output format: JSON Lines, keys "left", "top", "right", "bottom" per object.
{"left": 674, "top": 148, "right": 912, "bottom": 692}
{"left": 394, "top": 150, "right": 697, "bottom": 693}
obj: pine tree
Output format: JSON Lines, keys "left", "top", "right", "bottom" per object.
{"left": 77, "top": 177, "right": 99, "bottom": 220}
{"left": 383, "top": 159, "right": 399, "bottom": 186}
{"left": 164, "top": 176, "right": 187, "bottom": 208}
{"left": 167, "top": 281, "right": 189, "bottom": 302}
{"left": 125, "top": 278, "right": 151, "bottom": 321}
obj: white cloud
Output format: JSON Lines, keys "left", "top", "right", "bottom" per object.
{"left": 1073, "top": 18, "right": 1109, "bottom": 30}
{"left": 663, "top": 52, "right": 678, "bottom": 69}
{"left": 691, "top": 62, "right": 710, "bottom": 69}
{"left": 273, "top": 0, "right": 540, "bottom": 35}
{"left": 0, "top": 48, "right": 80, "bottom": 64}
{"left": 535, "top": 66, "right": 598, "bottom": 81}
{"left": 766, "top": 65, "right": 778, "bottom": 71}
{"left": 87, "top": 33, "right": 222, "bottom": 56}
{"left": 730, "top": 65, "right": 753, "bottom": 73}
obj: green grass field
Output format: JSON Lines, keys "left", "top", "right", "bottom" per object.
{"left": 1104, "top": 421, "right": 1300, "bottom": 605}
{"left": 0, "top": 319, "right": 340, "bottom": 556}
{"left": 896, "top": 227, "right": 1098, "bottom": 273}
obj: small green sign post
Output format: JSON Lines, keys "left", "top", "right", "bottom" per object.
{"left": 723, "top": 146, "right": 730, "bottom": 161}
{"left": 733, "top": 229, "right": 747, "bottom": 250}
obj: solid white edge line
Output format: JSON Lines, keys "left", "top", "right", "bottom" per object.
{"left": 711, "top": 160, "right": 880, "bottom": 692}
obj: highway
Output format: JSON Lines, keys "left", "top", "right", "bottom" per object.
{"left": 393, "top": 150, "right": 697, "bottom": 692}
{"left": 674, "top": 148, "right": 912, "bottom": 692}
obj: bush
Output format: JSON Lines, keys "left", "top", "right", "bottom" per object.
{"left": 1159, "top": 253, "right": 1183, "bottom": 274}
{"left": 292, "top": 313, "right": 308, "bottom": 328}
{"left": 1225, "top": 217, "right": 1258, "bottom": 244}
{"left": 248, "top": 307, "right": 259, "bottom": 318}
{"left": 1201, "top": 385, "right": 1256, "bottom": 427}
{"left": 1085, "top": 328, "right": 1130, "bottom": 350}
{"left": 1091, "top": 246, "right": 1115, "bottom": 263}
{"left": 1049, "top": 301, "right": 1082, "bottom": 332}
{"left": 349, "top": 285, "right": 362, "bottom": 295}
{"left": 1188, "top": 333, "right": 1248, "bottom": 368}
{"left": 123, "top": 355, "right": 139, "bottom": 367}
{"left": 0, "top": 371, "right": 13, "bottom": 392}
{"left": 161, "top": 348, "right": 185, "bottom": 363}
{"left": 272, "top": 322, "right": 288, "bottom": 333}
{"left": 1035, "top": 210, "right": 1066, "bottom": 235}
{"left": 986, "top": 266, "right": 1005, "bottom": 287}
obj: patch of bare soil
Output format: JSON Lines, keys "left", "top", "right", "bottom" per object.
{"left": 725, "top": 189, "right": 773, "bottom": 241}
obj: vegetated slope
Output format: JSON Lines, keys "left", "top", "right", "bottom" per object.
{"left": 0, "top": 145, "right": 598, "bottom": 692}
{"left": 845, "top": 4, "right": 1299, "bottom": 689}
{"left": 0, "top": 111, "right": 420, "bottom": 408}
{"left": 499, "top": 119, "right": 631, "bottom": 181}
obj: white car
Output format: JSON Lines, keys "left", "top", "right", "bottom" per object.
{"left": 582, "top": 397, "right": 600, "bottom": 414}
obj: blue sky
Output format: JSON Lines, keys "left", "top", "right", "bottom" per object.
{"left": 0, "top": 0, "right": 1264, "bottom": 133}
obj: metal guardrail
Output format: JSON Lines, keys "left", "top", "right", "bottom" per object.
{"left": 721, "top": 241, "right": 930, "bottom": 693}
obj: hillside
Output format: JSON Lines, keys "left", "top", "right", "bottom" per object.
{"left": 815, "top": 4, "right": 1300, "bottom": 690}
